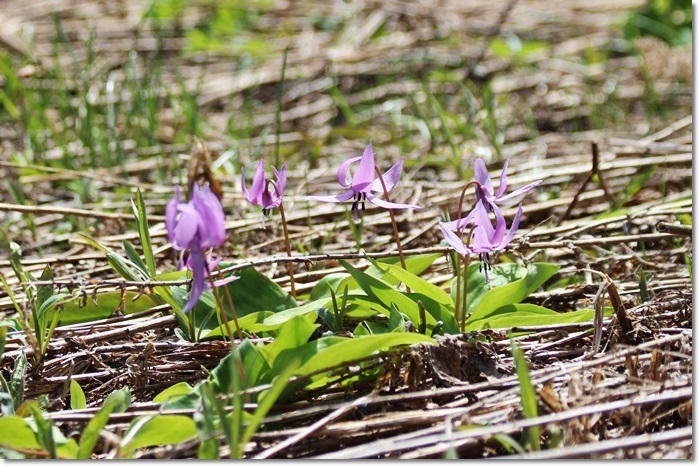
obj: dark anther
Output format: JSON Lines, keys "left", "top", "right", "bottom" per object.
{"left": 352, "top": 200, "right": 358, "bottom": 211}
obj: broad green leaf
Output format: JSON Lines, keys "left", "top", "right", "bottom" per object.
{"left": 59, "top": 292, "right": 157, "bottom": 326}
{"left": 276, "top": 333, "right": 436, "bottom": 390}
{"left": 466, "top": 263, "right": 559, "bottom": 324}
{"left": 376, "top": 259, "right": 453, "bottom": 309}
{"left": 217, "top": 265, "right": 297, "bottom": 318}
{"left": 69, "top": 379, "right": 86, "bottom": 410}
{"left": 202, "top": 311, "right": 273, "bottom": 339}
{"left": 77, "top": 399, "right": 116, "bottom": 459}
{"left": 131, "top": 188, "right": 157, "bottom": 277}
{"left": 465, "top": 304, "right": 607, "bottom": 332}
{"left": 238, "top": 338, "right": 271, "bottom": 389}
{"left": 340, "top": 260, "right": 437, "bottom": 331}
{"left": 103, "top": 388, "right": 131, "bottom": 413}
{"left": 243, "top": 298, "right": 329, "bottom": 333}
{"left": 375, "top": 260, "right": 458, "bottom": 333}
{"left": 309, "top": 254, "right": 442, "bottom": 300}
{"left": 0, "top": 416, "right": 42, "bottom": 451}
{"left": 241, "top": 359, "right": 299, "bottom": 447}
{"left": 511, "top": 341, "right": 540, "bottom": 451}
{"left": 152, "top": 382, "right": 194, "bottom": 404}
{"left": 121, "top": 415, "right": 197, "bottom": 457}
{"left": 309, "top": 272, "right": 352, "bottom": 301}
{"left": 259, "top": 315, "right": 319, "bottom": 367}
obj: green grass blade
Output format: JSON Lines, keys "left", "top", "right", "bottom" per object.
{"left": 132, "top": 188, "right": 157, "bottom": 278}
{"left": 511, "top": 340, "right": 540, "bottom": 451}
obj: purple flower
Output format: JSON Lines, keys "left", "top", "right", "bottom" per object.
{"left": 439, "top": 200, "right": 522, "bottom": 280}
{"left": 442, "top": 157, "right": 541, "bottom": 232}
{"left": 166, "top": 184, "right": 228, "bottom": 312}
{"left": 242, "top": 159, "right": 287, "bottom": 216}
{"left": 305, "top": 141, "right": 421, "bottom": 220}
{"left": 474, "top": 157, "right": 542, "bottom": 209}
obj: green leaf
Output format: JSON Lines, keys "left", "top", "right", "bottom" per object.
{"left": 121, "top": 415, "right": 197, "bottom": 457}
{"left": 309, "top": 272, "right": 352, "bottom": 301}
{"left": 466, "top": 263, "right": 559, "bottom": 324}
{"left": 241, "top": 359, "right": 299, "bottom": 448}
{"left": 122, "top": 240, "right": 150, "bottom": 278}
{"left": 77, "top": 399, "right": 116, "bottom": 459}
{"left": 465, "top": 304, "right": 608, "bottom": 332}
{"left": 103, "top": 388, "right": 131, "bottom": 413}
{"left": 152, "top": 382, "right": 194, "bottom": 404}
{"left": 309, "top": 254, "right": 442, "bottom": 301}
{"left": 78, "top": 234, "right": 145, "bottom": 282}
{"left": 59, "top": 292, "right": 157, "bottom": 326}
{"left": 373, "top": 259, "right": 458, "bottom": 334}
{"left": 69, "top": 379, "right": 86, "bottom": 410}
{"left": 286, "top": 333, "right": 436, "bottom": 389}
{"left": 36, "top": 266, "right": 54, "bottom": 316}
{"left": 0, "top": 416, "right": 42, "bottom": 451}
{"left": 244, "top": 298, "right": 328, "bottom": 333}
{"left": 340, "top": 260, "right": 437, "bottom": 331}
{"left": 202, "top": 311, "right": 274, "bottom": 339}
{"left": 0, "top": 326, "right": 6, "bottom": 360}
{"left": 131, "top": 188, "right": 157, "bottom": 277}
{"left": 10, "top": 352, "right": 26, "bottom": 412}
{"left": 259, "top": 315, "right": 319, "bottom": 369}
{"left": 217, "top": 265, "right": 297, "bottom": 318}
{"left": 511, "top": 341, "right": 540, "bottom": 451}
{"left": 30, "top": 404, "right": 56, "bottom": 458}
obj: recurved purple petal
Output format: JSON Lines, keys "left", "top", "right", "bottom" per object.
{"left": 474, "top": 158, "right": 494, "bottom": 196}
{"left": 366, "top": 193, "right": 421, "bottom": 211}
{"left": 470, "top": 225, "right": 493, "bottom": 253}
{"left": 439, "top": 221, "right": 470, "bottom": 256}
{"left": 172, "top": 203, "right": 201, "bottom": 250}
{"left": 440, "top": 208, "right": 477, "bottom": 232}
{"left": 472, "top": 200, "right": 496, "bottom": 240}
{"left": 370, "top": 158, "right": 404, "bottom": 193}
{"left": 351, "top": 142, "right": 376, "bottom": 192}
{"left": 304, "top": 189, "right": 356, "bottom": 204}
{"left": 272, "top": 163, "right": 287, "bottom": 197}
{"left": 183, "top": 241, "right": 207, "bottom": 313}
{"left": 497, "top": 179, "right": 543, "bottom": 202}
{"left": 244, "top": 159, "right": 266, "bottom": 204}
{"left": 494, "top": 158, "right": 510, "bottom": 199}
{"left": 165, "top": 185, "right": 181, "bottom": 245}
{"left": 192, "top": 185, "right": 226, "bottom": 248}
{"left": 497, "top": 203, "right": 522, "bottom": 250}
{"left": 337, "top": 156, "right": 362, "bottom": 188}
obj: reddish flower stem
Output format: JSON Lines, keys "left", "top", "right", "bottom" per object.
{"left": 266, "top": 179, "right": 296, "bottom": 299}
{"left": 452, "top": 179, "right": 480, "bottom": 330}
{"left": 373, "top": 165, "right": 407, "bottom": 272}
{"left": 209, "top": 270, "right": 243, "bottom": 342}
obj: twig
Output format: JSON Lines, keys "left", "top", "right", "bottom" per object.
{"left": 253, "top": 395, "right": 375, "bottom": 459}
{"left": 0, "top": 202, "right": 164, "bottom": 222}
{"left": 557, "top": 142, "right": 614, "bottom": 225}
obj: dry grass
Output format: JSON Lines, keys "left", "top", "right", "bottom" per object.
{"left": 0, "top": 0, "right": 692, "bottom": 459}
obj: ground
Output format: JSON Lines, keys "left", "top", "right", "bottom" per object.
{"left": 0, "top": 0, "right": 692, "bottom": 459}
